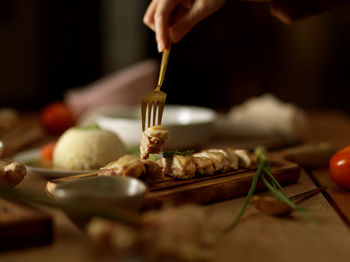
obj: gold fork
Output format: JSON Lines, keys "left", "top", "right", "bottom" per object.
{"left": 141, "top": 46, "right": 170, "bottom": 131}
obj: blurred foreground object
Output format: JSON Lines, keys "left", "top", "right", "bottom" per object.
{"left": 215, "top": 94, "right": 306, "bottom": 144}
{"left": 40, "top": 102, "right": 76, "bottom": 135}
{"left": 0, "top": 160, "right": 26, "bottom": 187}
{"left": 88, "top": 204, "right": 214, "bottom": 262}
{"left": 65, "top": 59, "right": 159, "bottom": 117}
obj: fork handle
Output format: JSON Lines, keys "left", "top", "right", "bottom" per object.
{"left": 157, "top": 45, "right": 171, "bottom": 88}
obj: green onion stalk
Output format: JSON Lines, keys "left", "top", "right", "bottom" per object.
{"left": 222, "top": 147, "right": 314, "bottom": 233}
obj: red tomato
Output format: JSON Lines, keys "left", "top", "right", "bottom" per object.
{"left": 329, "top": 147, "right": 350, "bottom": 190}
{"left": 41, "top": 142, "right": 56, "bottom": 162}
{"left": 340, "top": 145, "right": 350, "bottom": 153}
{"left": 40, "top": 102, "right": 76, "bottom": 134}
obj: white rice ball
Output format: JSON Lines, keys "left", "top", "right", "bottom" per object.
{"left": 53, "top": 127, "right": 126, "bottom": 170}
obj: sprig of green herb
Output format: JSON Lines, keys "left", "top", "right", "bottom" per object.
{"left": 77, "top": 123, "right": 100, "bottom": 130}
{"left": 126, "top": 147, "right": 161, "bottom": 161}
{"left": 222, "top": 146, "right": 314, "bottom": 233}
{"left": 260, "top": 175, "right": 312, "bottom": 220}
{"left": 222, "top": 153, "right": 266, "bottom": 233}
{"left": 162, "top": 149, "right": 195, "bottom": 160}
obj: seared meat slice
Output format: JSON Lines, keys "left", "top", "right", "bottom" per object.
{"left": 207, "top": 149, "right": 239, "bottom": 170}
{"left": 192, "top": 151, "right": 227, "bottom": 172}
{"left": 140, "top": 125, "right": 169, "bottom": 159}
{"left": 139, "top": 160, "right": 166, "bottom": 185}
{"left": 158, "top": 155, "right": 196, "bottom": 179}
{"left": 228, "top": 149, "right": 252, "bottom": 168}
{"left": 192, "top": 157, "right": 215, "bottom": 176}
{"left": 99, "top": 154, "right": 146, "bottom": 178}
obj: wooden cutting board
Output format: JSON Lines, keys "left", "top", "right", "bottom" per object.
{"left": 45, "top": 157, "right": 300, "bottom": 209}
{"left": 0, "top": 198, "right": 53, "bottom": 251}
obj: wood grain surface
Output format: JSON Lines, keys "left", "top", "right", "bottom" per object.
{"left": 145, "top": 158, "right": 300, "bottom": 208}
{"left": 0, "top": 199, "right": 53, "bottom": 251}
{"left": 303, "top": 111, "right": 350, "bottom": 226}
{"left": 1, "top": 111, "right": 350, "bottom": 262}
{"left": 209, "top": 171, "right": 350, "bottom": 262}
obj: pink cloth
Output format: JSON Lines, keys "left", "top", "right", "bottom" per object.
{"left": 65, "top": 59, "right": 159, "bottom": 117}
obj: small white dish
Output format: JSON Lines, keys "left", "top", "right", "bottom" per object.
{"left": 96, "top": 105, "right": 217, "bottom": 149}
{"left": 13, "top": 148, "right": 98, "bottom": 178}
{"left": 53, "top": 176, "right": 147, "bottom": 212}
{"left": 52, "top": 176, "right": 146, "bottom": 227}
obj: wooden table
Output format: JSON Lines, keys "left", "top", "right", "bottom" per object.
{"left": 1, "top": 110, "right": 350, "bottom": 261}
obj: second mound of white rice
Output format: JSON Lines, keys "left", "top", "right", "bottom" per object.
{"left": 53, "top": 127, "right": 126, "bottom": 170}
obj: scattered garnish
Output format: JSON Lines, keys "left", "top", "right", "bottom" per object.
{"left": 163, "top": 149, "right": 195, "bottom": 160}
{"left": 222, "top": 147, "right": 266, "bottom": 233}
{"left": 127, "top": 146, "right": 160, "bottom": 161}
{"left": 40, "top": 141, "right": 56, "bottom": 163}
{"left": 127, "top": 146, "right": 141, "bottom": 157}
{"left": 77, "top": 124, "right": 101, "bottom": 130}
{"left": 222, "top": 147, "right": 314, "bottom": 233}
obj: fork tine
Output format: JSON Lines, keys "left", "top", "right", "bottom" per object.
{"left": 158, "top": 100, "right": 165, "bottom": 125}
{"left": 141, "top": 100, "right": 147, "bottom": 131}
{"left": 147, "top": 102, "right": 152, "bottom": 128}
{"left": 152, "top": 102, "right": 157, "bottom": 126}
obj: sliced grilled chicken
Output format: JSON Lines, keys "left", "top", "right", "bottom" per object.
{"left": 140, "top": 125, "right": 169, "bottom": 159}
{"left": 192, "top": 151, "right": 227, "bottom": 172}
{"left": 192, "top": 157, "right": 215, "bottom": 176}
{"left": 207, "top": 149, "right": 239, "bottom": 170}
{"left": 140, "top": 160, "right": 166, "bottom": 185}
{"left": 228, "top": 149, "right": 252, "bottom": 168}
{"left": 158, "top": 155, "right": 196, "bottom": 179}
{"left": 99, "top": 154, "right": 146, "bottom": 178}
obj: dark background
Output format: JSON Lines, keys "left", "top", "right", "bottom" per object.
{"left": 0, "top": 0, "right": 349, "bottom": 112}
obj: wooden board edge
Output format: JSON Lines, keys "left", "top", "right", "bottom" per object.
{"left": 143, "top": 162, "right": 301, "bottom": 209}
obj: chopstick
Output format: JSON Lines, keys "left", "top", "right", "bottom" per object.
{"left": 290, "top": 186, "right": 327, "bottom": 204}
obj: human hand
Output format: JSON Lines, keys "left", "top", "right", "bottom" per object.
{"left": 143, "top": 0, "right": 226, "bottom": 52}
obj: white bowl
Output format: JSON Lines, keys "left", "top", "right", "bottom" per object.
{"left": 54, "top": 176, "right": 146, "bottom": 212}
{"left": 97, "top": 105, "right": 216, "bottom": 149}
{"left": 53, "top": 176, "right": 146, "bottom": 227}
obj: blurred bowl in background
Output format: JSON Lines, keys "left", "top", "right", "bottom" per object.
{"left": 96, "top": 105, "right": 216, "bottom": 149}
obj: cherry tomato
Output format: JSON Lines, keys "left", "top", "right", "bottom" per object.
{"left": 40, "top": 102, "right": 76, "bottom": 134}
{"left": 41, "top": 142, "right": 56, "bottom": 163}
{"left": 329, "top": 147, "right": 350, "bottom": 190}
{"left": 340, "top": 145, "right": 350, "bottom": 153}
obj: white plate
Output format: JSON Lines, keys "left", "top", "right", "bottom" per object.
{"left": 95, "top": 105, "right": 217, "bottom": 149}
{"left": 13, "top": 148, "right": 98, "bottom": 178}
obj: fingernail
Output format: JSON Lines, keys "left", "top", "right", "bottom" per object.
{"left": 157, "top": 41, "right": 164, "bottom": 53}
